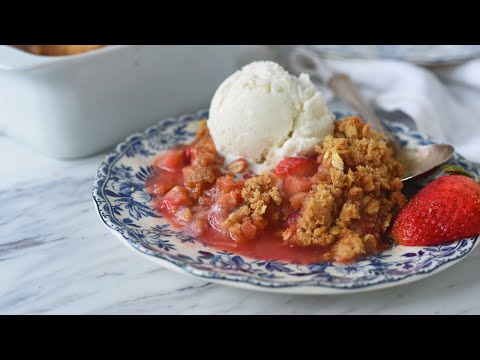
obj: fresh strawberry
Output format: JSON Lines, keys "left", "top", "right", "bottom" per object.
{"left": 274, "top": 157, "right": 318, "bottom": 177}
{"left": 392, "top": 166, "right": 480, "bottom": 246}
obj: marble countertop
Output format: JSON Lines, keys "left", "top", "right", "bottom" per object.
{"left": 2, "top": 133, "right": 480, "bottom": 315}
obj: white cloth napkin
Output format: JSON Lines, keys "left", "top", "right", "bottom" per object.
{"left": 231, "top": 45, "right": 480, "bottom": 163}
{"left": 286, "top": 54, "right": 480, "bottom": 164}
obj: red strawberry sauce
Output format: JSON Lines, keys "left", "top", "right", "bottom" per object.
{"left": 146, "top": 164, "right": 331, "bottom": 265}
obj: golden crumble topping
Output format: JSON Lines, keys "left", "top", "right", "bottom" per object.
{"left": 226, "top": 174, "right": 282, "bottom": 242}
{"left": 183, "top": 120, "right": 224, "bottom": 199}
{"left": 148, "top": 116, "right": 407, "bottom": 264}
{"left": 282, "top": 116, "right": 406, "bottom": 262}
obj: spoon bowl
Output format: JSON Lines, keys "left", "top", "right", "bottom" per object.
{"left": 398, "top": 144, "right": 455, "bottom": 183}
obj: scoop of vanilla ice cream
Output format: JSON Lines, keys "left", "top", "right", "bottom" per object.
{"left": 208, "top": 61, "right": 334, "bottom": 173}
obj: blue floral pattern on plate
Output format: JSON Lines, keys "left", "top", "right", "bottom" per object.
{"left": 92, "top": 110, "right": 480, "bottom": 294}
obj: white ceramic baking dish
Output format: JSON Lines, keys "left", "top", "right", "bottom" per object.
{"left": 0, "top": 45, "right": 254, "bottom": 159}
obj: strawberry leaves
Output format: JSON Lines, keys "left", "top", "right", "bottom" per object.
{"left": 444, "top": 165, "right": 473, "bottom": 179}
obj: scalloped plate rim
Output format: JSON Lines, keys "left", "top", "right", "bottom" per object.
{"left": 99, "top": 211, "right": 479, "bottom": 294}
{"left": 92, "top": 109, "right": 480, "bottom": 294}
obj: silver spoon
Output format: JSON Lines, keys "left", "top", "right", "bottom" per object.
{"left": 289, "top": 48, "right": 454, "bottom": 183}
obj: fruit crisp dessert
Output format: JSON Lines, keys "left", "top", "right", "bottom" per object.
{"left": 146, "top": 61, "right": 407, "bottom": 264}
{"left": 146, "top": 116, "right": 406, "bottom": 264}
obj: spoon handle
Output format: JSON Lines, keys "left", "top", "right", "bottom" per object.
{"left": 328, "top": 73, "right": 399, "bottom": 151}
{"left": 288, "top": 46, "right": 399, "bottom": 150}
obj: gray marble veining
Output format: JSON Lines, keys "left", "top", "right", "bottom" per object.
{"left": 1, "top": 136, "right": 480, "bottom": 315}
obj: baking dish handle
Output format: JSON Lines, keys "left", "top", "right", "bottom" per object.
{"left": 0, "top": 45, "right": 61, "bottom": 70}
